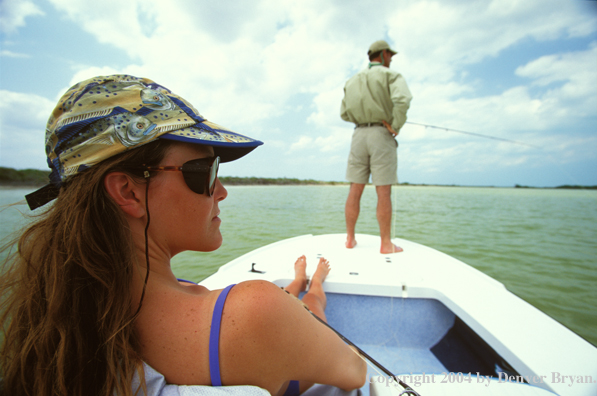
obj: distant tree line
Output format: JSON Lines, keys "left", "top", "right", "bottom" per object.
{"left": 0, "top": 167, "right": 342, "bottom": 186}
{"left": 219, "top": 176, "right": 342, "bottom": 186}
{"left": 0, "top": 167, "right": 594, "bottom": 189}
{"left": 515, "top": 184, "right": 597, "bottom": 190}
{"left": 0, "top": 167, "right": 50, "bottom": 186}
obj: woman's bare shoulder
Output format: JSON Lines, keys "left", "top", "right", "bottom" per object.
{"left": 224, "top": 280, "right": 301, "bottom": 327}
{"left": 134, "top": 281, "right": 232, "bottom": 384}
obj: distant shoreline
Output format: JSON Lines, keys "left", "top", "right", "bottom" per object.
{"left": 0, "top": 167, "right": 595, "bottom": 190}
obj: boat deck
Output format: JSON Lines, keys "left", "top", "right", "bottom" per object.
{"left": 200, "top": 233, "right": 597, "bottom": 396}
{"left": 324, "top": 294, "right": 452, "bottom": 376}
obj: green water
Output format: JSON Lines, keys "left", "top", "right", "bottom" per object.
{"left": 2, "top": 185, "right": 596, "bottom": 347}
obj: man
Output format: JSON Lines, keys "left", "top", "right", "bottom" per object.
{"left": 340, "top": 39, "right": 412, "bottom": 254}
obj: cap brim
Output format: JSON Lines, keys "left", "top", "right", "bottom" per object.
{"left": 158, "top": 120, "right": 263, "bottom": 163}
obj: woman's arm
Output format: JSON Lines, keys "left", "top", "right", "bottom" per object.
{"left": 218, "top": 280, "right": 367, "bottom": 395}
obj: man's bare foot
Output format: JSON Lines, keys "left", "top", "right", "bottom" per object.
{"left": 380, "top": 243, "right": 403, "bottom": 254}
{"left": 294, "top": 255, "right": 308, "bottom": 291}
{"left": 311, "top": 258, "right": 331, "bottom": 285}
{"left": 345, "top": 237, "right": 357, "bottom": 249}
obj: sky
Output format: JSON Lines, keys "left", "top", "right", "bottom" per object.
{"left": 1, "top": 0, "right": 596, "bottom": 187}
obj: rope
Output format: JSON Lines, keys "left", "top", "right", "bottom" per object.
{"left": 132, "top": 173, "right": 151, "bottom": 319}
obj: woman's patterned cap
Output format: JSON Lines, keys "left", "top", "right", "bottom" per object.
{"left": 26, "top": 75, "right": 263, "bottom": 209}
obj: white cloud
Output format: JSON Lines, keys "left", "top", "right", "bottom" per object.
{"left": 388, "top": 14, "right": 596, "bottom": 152}
{"left": 307, "top": 89, "right": 346, "bottom": 129}
{"left": 0, "top": 90, "right": 55, "bottom": 169}
{"left": 0, "top": 0, "right": 44, "bottom": 34}
{"left": 385, "top": 0, "right": 597, "bottom": 139}
{"left": 0, "top": 50, "right": 30, "bottom": 58}
{"left": 415, "top": 41, "right": 597, "bottom": 139}
{"left": 516, "top": 43, "right": 596, "bottom": 85}
{"left": 391, "top": 0, "right": 596, "bottom": 80}
{"left": 1, "top": 0, "right": 596, "bottom": 186}
{"left": 289, "top": 136, "right": 314, "bottom": 152}
{"left": 39, "top": 0, "right": 597, "bottom": 136}
{"left": 515, "top": 42, "right": 597, "bottom": 114}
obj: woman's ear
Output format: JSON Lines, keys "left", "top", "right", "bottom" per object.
{"left": 104, "top": 172, "right": 146, "bottom": 218}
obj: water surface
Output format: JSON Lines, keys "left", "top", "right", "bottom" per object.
{"left": 2, "top": 185, "right": 596, "bottom": 346}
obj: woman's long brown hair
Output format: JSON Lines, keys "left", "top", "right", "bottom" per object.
{"left": 1, "top": 139, "right": 175, "bottom": 396}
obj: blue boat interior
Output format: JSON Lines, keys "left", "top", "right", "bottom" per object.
{"left": 322, "top": 293, "right": 520, "bottom": 395}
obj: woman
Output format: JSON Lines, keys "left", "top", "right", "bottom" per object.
{"left": 0, "top": 75, "right": 367, "bottom": 396}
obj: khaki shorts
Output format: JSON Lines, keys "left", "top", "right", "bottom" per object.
{"left": 346, "top": 125, "right": 398, "bottom": 185}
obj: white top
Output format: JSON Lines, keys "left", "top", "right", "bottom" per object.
{"left": 132, "top": 362, "right": 270, "bottom": 396}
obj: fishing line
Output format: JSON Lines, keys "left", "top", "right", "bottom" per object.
{"left": 391, "top": 184, "right": 398, "bottom": 240}
{"left": 406, "top": 121, "right": 542, "bottom": 149}
{"left": 283, "top": 289, "right": 418, "bottom": 393}
{"left": 405, "top": 121, "right": 588, "bottom": 186}
{"left": 308, "top": 310, "right": 420, "bottom": 396}
{"left": 352, "top": 349, "right": 415, "bottom": 396}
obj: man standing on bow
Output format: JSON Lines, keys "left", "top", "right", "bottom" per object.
{"left": 341, "top": 39, "right": 412, "bottom": 254}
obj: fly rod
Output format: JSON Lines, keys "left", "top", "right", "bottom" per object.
{"left": 406, "top": 121, "right": 541, "bottom": 149}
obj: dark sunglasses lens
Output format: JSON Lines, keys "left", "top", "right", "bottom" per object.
{"left": 181, "top": 171, "right": 205, "bottom": 195}
{"left": 181, "top": 157, "right": 220, "bottom": 196}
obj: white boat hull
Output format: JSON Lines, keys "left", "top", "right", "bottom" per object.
{"left": 200, "top": 234, "right": 597, "bottom": 396}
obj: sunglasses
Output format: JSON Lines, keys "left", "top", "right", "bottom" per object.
{"left": 140, "top": 156, "right": 220, "bottom": 196}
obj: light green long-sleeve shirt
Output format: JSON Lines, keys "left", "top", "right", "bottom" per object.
{"left": 340, "top": 64, "right": 412, "bottom": 134}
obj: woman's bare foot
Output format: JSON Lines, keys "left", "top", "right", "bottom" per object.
{"left": 311, "top": 257, "right": 331, "bottom": 286}
{"left": 303, "top": 257, "right": 331, "bottom": 318}
{"left": 294, "top": 255, "right": 308, "bottom": 290}
{"left": 284, "top": 256, "right": 310, "bottom": 297}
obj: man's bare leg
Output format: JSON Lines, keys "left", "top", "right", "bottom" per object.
{"left": 285, "top": 255, "right": 308, "bottom": 297}
{"left": 345, "top": 183, "right": 365, "bottom": 248}
{"left": 376, "top": 184, "right": 403, "bottom": 254}
{"left": 301, "top": 258, "right": 331, "bottom": 321}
